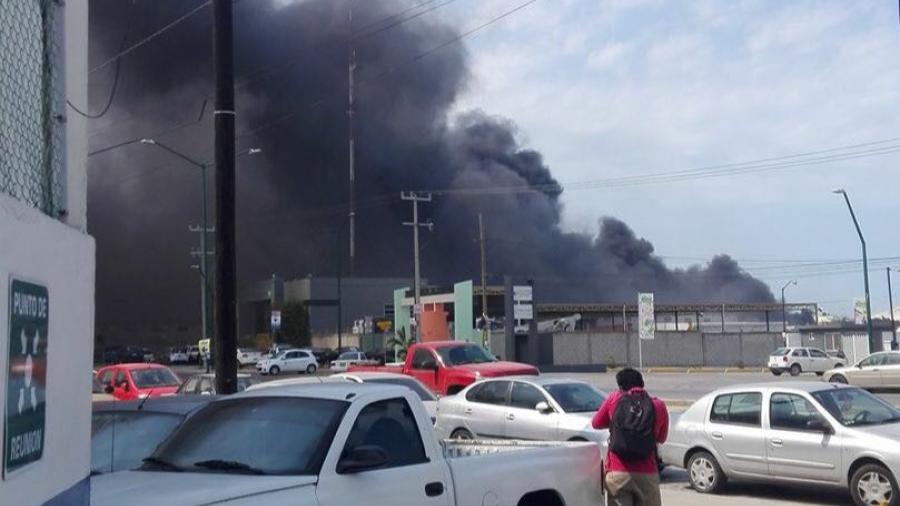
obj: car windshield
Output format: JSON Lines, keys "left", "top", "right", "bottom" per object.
{"left": 770, "top": 348, "right": 790, "bottom": 356}
{"left": 544, "top": 383, "right": 606, "bottom": 413}
{"left": 91, "top": 412, "right": 184, "bottom": 474}
{"left": 365, "top": 378, "right": 437, "bottom": 402}
{"left": 147, "top": 397, "right": 348, "bottom": 475}
{"left": 131, "top": 368, "right": 180, "bottom": 388}
{"left": 812, "top": 388, "right": 900, "bottom": 427}
{"left": 436, "top": 344, "right": 496, "bottom": 366}
{"left": 338, "top": 352, "right": 357, "bottom": 360}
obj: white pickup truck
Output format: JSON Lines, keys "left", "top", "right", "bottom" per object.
{"left": 90, "top": 383, "right": 603, "bottom": 506}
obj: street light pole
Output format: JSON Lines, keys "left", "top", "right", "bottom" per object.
{"left": 889, "top": 267, "right": 898, "bottom": 350}
{"left": 781, "top": 280, "right": 797, "bottom": 335}
{"left": 833, "top": 189, "right": 877, "bottom": 352}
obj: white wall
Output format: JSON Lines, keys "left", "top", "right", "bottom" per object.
{"left": 0, "top": 0, "right": 91, "bottom": 504}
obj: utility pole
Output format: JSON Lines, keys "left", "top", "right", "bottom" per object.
{"left": 781, "top": 279, "right": 797, "bottom": 335}
{"left": 889, "top": 267, "right": 898, "bottom": 350}
{"left": 347, "top": 4, "right": 357, "bottom": 275}
{"left": 479, "top": 214, "right": 489, "bottom": 348}
{"left": 833, "top": 189, "right": 877, "bottom": 353}
{"left": 401, "top": 192, "right": 433, "bottom": 341}
{"left": 213, "top": 0, "right": 238, "bottom": 394}
{"left": 190, "top": 225, "right": 215, "bottom": 340}
{"left": 336, "top": 222, "right": 344, "bottom": 351}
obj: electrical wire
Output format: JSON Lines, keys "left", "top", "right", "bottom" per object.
{"left": 354, "top": 0, "right": 461, "bottom": 40}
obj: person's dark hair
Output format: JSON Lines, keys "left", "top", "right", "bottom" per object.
{"left": 616, "top": 367, "right": 644, "bottom": 391}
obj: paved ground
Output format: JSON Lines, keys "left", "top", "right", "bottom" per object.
{"left": 168, "top": 365, "right": 885, "bottom": 505}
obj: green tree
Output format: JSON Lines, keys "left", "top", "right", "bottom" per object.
{"left": 281, "top": 300, "right": 310, "bottom": 346}
{"left": 386, "top": 327, "right": 414, "bottom": 361}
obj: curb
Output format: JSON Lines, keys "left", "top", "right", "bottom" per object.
{"left": 641, "top": 367, "right": 768, "bottom": 374}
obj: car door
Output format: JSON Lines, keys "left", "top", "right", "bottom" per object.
{"left": 807, "top": 348, "right": 830, "bottom": 372}
{"left": 879, "top": 353, "right": 900, "bottom": 388}
{"left": 505, "top": 381, "right": 557, "bottom": 440}
{"left": 316, "top": 397, "right": 452, "bottom": 506}
{"left": 461, "top": 380, "right": 510, "bottom": 438}
{"left": 790, "top": 348, "right": 810, "bottom": 372}
{"left": 281, "top": 351, "right": 301, "bottom": 372}
{"left": 113, "top": 369, "right": 133, "bottom": 400}
{"left": 851, "top": 353, "right": 885, "bottom": 388}
{"left": 705, "top": 391, "right": 767, "bottom": 476}
{"left": 409, "top": 349, "right": 440, "bottom": 391}
{"left": 298, "top": 351, "right": 315, "bottom": 371}
{"left": 766, "top": 392, "right": 841, "bottom": 482}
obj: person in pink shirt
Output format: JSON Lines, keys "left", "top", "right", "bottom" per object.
{"left": 592, "top": 367, "right": 668, "bottom": 506}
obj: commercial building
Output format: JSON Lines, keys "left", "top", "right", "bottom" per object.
{"left": 0, "top": 2, "right": 92, "bottom": 504}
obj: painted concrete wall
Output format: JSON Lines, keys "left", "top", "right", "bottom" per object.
{"left": 552, "top": 331, "right": 783, "bottom": 368}
{"left": 0, "top": 195, "right": 95, "bottom": 505}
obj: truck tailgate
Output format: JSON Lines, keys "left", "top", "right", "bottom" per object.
{"left": 443, "top": 440, "right": 603, "bottom": 505}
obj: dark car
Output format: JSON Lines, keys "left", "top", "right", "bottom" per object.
{"left": 91, "top": 396, "right": 215, "bottom": 475}
{"left": 307, "top": 347, "right": 335, "bottom": 365}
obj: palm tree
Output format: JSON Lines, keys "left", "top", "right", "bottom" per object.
{"left": 386, "top": 327, "right": 414, "bottom": 361}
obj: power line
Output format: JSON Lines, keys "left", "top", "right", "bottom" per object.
{"left": 90, "top": 1, "right": 212, "bottom": 75}
{"left": 354, "top": 0, "right": 461, "bottom": 40}
{"left": 88, "top": 99, "right": 208, "bottom": 157}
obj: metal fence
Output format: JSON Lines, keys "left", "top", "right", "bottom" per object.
{"left": 0, "top": 0, "right": 65, "bottom": 217}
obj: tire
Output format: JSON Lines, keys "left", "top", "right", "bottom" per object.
{"left": 450, "top": 428, "right": 474, "bottom": 440}
{"left": 687, "top": 451, "right": 726, "bottom": 494}
{"left": 306, "top": 364, "right": 317, "bottom": 375}
{"left": 790, "top": 363, "right": 802, "bottom": 376}
{"left": 816, "top": 372, "right": 825, "bottom": 376}
{"left": 850, "top": 463, "right": 898, "bottom": 506}
{"left": 772, "top": 370, "right": 783, "bottom": 376}
{"left": 830, "top": 374, "right": 848, "bottom": 384}
{"left": 269, "top": 365, "right": 280, "bottom": 376}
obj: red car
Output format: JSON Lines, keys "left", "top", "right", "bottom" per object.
{"left": 94, "top": 363, "right": 181, "bottom": 401}
{"left": 349, "top": 341, "right": 538, "bottom": 396}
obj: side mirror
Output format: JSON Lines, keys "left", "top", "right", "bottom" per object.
{"left": 104, "top": 385, "right": 114, "bottom": 394}
{"left": 535, "top": 401, "right": 554, "bottom": 414}
{"left": 337, "top": 446, "right": 389, "bottom": 474}
{"left": 806, "top": 417, "right": 833, "bottom": 435}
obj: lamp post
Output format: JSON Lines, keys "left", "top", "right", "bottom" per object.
{"left": 781, "top": 279, "right": 797, "bottom": 335}
{"left": 889, "top": 267, "right": 898, "bottom": 350}
{"left": 833, "top": 189, "right": 877, "bottom": 352}
{"left": 140, "top": 139, "right": 260, "bottom": 349}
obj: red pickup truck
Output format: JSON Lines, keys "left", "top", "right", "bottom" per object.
{"left": 349, "top": 341, "right": 539, "bottom": 395}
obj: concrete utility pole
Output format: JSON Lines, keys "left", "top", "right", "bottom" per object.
{"left": 888, "top": 267, "right": 897, "bottom": 350}
{"left": 190, "top": 225, "right": 215, "bottom": 340}
{"left": 213, "top": 0, "right": 238, "bottom": 394}
{"left": 347, "top": 4, "right": 357, "bottom": 275}
{"left": 781, "top": 279, "right": 797, "bottom": 335}
{"left": 479, "top": 213, "right": 489, "bottom": 347}
{"left": 401, "top": 192, "right": 433, "bottom": 341}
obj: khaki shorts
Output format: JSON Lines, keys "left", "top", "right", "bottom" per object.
{"left": 605, "top": 471, "right": 662, "bottom": 506}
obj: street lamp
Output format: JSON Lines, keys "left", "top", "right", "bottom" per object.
{"left": 781, "top": 280, "right": 797, "bottom": 334}
{"left": 139, "top": 139, "right": 260, "bottom": 345}
{"left": 833, "top": 188, "right": 877, "bottom": 352}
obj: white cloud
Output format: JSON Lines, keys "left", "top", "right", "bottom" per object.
{"left": 586, "top": 42, "right": 629, "bottom": 70}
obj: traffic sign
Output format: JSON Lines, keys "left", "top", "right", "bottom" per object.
{"left": 512, "top": 285, "right": 533, "bottom": 302}
{"left": 5, "top": 279, "right": 48, "bottom": 475}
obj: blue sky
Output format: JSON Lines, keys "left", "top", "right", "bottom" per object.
{"left": 436, "top": 0, "right": 900, "bottom": 316}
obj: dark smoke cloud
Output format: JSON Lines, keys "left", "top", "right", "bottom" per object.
{"left": 87, "top": 0, "right": 773, "bottom": 327}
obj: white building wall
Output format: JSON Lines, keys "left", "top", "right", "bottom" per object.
{"left": 0, "top": 1, "right": 92, "bottom": 505}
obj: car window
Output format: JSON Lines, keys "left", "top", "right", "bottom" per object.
{"left": 860, "top": 353, "right": 886, "bottom": 367}
{"left": 338, "top": 352, "right": 359, "bottom": 360}
{"left": 91, "top": 412, "right": 184, "bottom": 474}
{"left": 470, "top": 381, "right": 510, "bottom": 405}
{"left": 340, "top": 398, "right": 427, "bottom": 471}
{"left": 198, "top": 378, "right": 214, "bottom": 394}
{"left": 509, "top": 382, "right": 546, "bottom": 410}
{"left": 152, "top": 398, "right": 349, "bottom": 475}
{"left": 770, "top": 393, "right": 825, "bottom": 431}
{"left": 809, "top": 349, "right": 828, "bottom": 358}
{"left": 770, "top": 348, "right": 790, "bottom": 356}
{"left": 710, "top": 392, "right": 762, "bottom": 426}
{"left": 792, "top": 349, "right": 808, "bottom": 357}
{"left": 436, "top": 344, "right": 495, "bottom": 366}
{"left": 99, "top": 370, "right": 114, "bottom": 385}
{"left": 410, "top": 349, "right": 435, "bottom": 370}
{"left": 131, "top": 368, "right": 180, "bottom": 388}
{"left": 116, "top": 370, "right": 128, "bottom": 386}
{"left": 886, "top": 354, "right": 900, "bottom": 365}
{"left": 180, "top": 376, "right": 200, "bottom": 394}
{"left": 544, "top": 383, "right": 605, "bottom": 413}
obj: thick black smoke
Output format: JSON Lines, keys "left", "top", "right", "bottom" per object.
{"left": 87, "top": 0, "right": 773, "bottom": 327}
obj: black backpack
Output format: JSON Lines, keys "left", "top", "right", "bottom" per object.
{"left": 609, "top": 390, "right": 656, "bottom": 461}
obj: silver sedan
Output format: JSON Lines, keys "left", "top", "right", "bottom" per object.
{"left": 434, "top": 376, "right": 608, "bottom": 446}
{"left": 659, "top": 382, "right": 900, "bottom": 506}
{"left": 826, "top": 351, "right": 900, "bottom": 389}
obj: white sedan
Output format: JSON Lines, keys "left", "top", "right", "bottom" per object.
{"left": 256, "top": 349, "right": 318, "bottom": 376}
{"left": 329, "top": 351, "right": 376, "bottom": 372}
{"left": 434, "top": 376, "right": 608, "bottom": 445}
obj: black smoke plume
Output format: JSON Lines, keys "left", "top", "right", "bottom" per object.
{"left": 87, "top": 0, "right": 773, "bottom": 328}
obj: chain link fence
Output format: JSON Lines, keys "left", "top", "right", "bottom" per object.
{"left": 0, "top": 0, "right": 65, "bottom": 217}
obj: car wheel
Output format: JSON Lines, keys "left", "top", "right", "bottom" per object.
{"left": 269, "top": 365, "right": 280, "bottom": 376}
{"left": 790, "top": 364, "right": 802, "bottom": 376}
{"left": 772, "top": 370, "right": 783, "bottom": 376}
{"left": 851, "top": 463, "right": 898, "bottom": 506}
{"left": 451, "top": 428, "right": 474, "bottom": 440}
{"left": 687, "top": 451, "right": 726, "bottom": 494}
{"left": 816, "top": 372, "right": 825, "bottom": 376}
{"left": 306, "top": 364, "right": 317, "bottom": 375}
{"left": 830, "top": 374, "right": 848, "bottom": 384}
